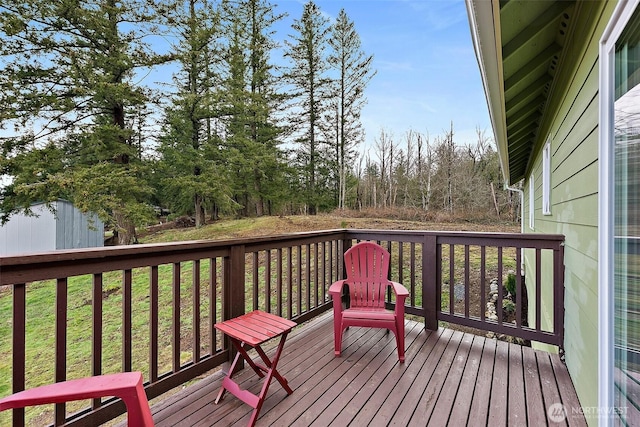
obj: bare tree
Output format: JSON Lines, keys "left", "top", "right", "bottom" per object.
{"left": 416, "top": 131, "right": 433, "bottom": 210}
{"left": 327, "top": 9, "right": 375, "bottom": 210}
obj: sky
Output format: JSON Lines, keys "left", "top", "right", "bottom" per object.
{"left": 272, "top": 0, "right": 492, "bottom": 151}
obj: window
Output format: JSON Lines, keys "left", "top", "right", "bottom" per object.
{"left": 612, "top": 8, "right": 640, "bottom": 423}
{"left": 529, "top": 175, "right": 535, "bottom": 230}
{"left": 600, "top": 3, "right": 640, "bottom": 424}
{"left": 542, "top": 141, "right": 551, "bottom": 215}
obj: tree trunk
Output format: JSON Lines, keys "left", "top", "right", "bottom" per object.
{"left": 490, "top": 182, "right": 500, "bottom": 218}
{"left": 194, "top": 194, "right": 205, "bottom": 227}
{"left": 114, "top": 210, "right": 137, "bottom": 245}
{"left": 254, "top": 171, "right": 264, "bottom": 216}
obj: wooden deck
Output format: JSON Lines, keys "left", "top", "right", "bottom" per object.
{"left": 146, "top": 313, "right": 587, "bottom": 426}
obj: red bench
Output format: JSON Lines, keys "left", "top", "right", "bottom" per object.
{"left": 0, "top": 371, "right": 154, "bottom": 426}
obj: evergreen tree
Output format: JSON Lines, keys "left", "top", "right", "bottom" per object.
{"left": 328, "top": 9, "right": 375, "bottom": 209}
{"left": 284, "top": 0, "right": 331, "bottom": 215}
{"left": 0, "top": 0, "right": 169, "bottom": 244}
{"left": 218, "top": 0, "right": 287, "bottom": 217}
{"left": 157, "top": 0, "right": 235, "bottom": 226}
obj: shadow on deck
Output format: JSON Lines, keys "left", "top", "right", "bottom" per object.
{"left": 146, "top": 313, "right": 587, "bottom": 426}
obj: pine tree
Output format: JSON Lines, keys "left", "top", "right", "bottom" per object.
{"left": 328, "top": 9, "right": 375, "bottom": 209}
{"left": 284, "top": 0, "right": 331, "bottom": 215}
{"left": 157, "top": 0, "right": 236, "bottom": 227}
{"left": 218, "top": 0, "right": 287, "bottom": 217}
{"left": 0, "top": 0, "right": 169, "bottom": 244}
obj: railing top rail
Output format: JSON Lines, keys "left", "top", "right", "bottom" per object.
{"left": 343, "top": 228, "right": 564, "bottom": 241}
{"left": 0, "top": 228, "right": 564, "bottom": 286}
{"left": 0, "top": 229, "right": 349, "bottom": 265}
{"left": 0, "top": 229, "right": 348, "bottom": 285}
{"left": 345, "top": 229, "right": 564, "bottom": 249}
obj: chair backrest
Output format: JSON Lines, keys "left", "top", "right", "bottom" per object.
{"left": 343, "top": 242, "right": 391, "bottom": 309}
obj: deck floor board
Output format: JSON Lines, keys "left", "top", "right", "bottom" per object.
{"left": 145, "top": 312, "right": 587, "bottom": 427}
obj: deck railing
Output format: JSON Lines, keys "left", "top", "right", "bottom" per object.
{"left": 0, "top": 229, "right": 564, "bottom": 426}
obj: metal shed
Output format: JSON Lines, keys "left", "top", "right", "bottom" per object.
{"left": 0, "top": 200, "right": 103, "bottom": 256}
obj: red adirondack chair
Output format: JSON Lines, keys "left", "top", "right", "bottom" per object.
{"left": 0, "top": 372, "right": 154, "bottom": 426}
{"left": 329, "top": 241, "right": 409, "bottom": 362}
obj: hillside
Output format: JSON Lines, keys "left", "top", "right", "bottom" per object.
{"left": 139, "top": 213, "right": 520, "bottom": 244}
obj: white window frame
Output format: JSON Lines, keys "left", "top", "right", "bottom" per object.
{"left": 598, "top": 1, "right": 640, "bottom": 424}
{"left": 529, "top": 175, "right": 535, "bottom": 230}
{"left": 542, "top": 141, "right": 551, "bottom": 215}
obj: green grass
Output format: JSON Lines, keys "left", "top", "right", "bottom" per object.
{"left": 0, "top": 219, "right": 521, "bottom": 425}
{"left": 141, "top": 217, "right": 291, "bottom": 243}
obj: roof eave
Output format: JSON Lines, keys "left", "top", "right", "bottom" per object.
{"left": 465, "top": 0, "right": 511, "bottom": 185}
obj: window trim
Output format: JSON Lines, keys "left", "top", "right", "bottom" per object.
{"left": 529, "top": 175, "right": 535, "bottom": 230}
{"left": 542, "top": 141, "right": 551, "bottom": 215}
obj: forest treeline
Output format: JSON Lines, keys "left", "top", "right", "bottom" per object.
{"left": 0, "top": 0, "right": 518, "bottom": 245}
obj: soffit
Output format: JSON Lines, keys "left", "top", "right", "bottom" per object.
{"left": 498, "top": 0, "right": 576, "bottom": 183}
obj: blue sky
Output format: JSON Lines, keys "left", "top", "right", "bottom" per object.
{"left": 274, "top": 0, "right": 492, "bottom": 149}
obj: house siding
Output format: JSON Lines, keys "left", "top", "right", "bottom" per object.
{"left": 522, "top": 1, "right": 616, "bottom": 422}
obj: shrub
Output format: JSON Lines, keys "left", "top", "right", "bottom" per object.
{"left": 505, "top": 272, "right": 516, "bottom": 297}
{"left": 502, "top": 299, "right": 516, "bottom": 315}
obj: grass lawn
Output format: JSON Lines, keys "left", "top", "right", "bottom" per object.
{"left": 0, "top": 214, "right": 519, "bottom": 425}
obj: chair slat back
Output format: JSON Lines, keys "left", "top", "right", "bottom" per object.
{"left": 344, "top": 242, "right": 390, "bottom": 309}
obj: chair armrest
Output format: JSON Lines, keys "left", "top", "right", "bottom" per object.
{"left": 329, "top": 280, "right": 347, "bottom": 296}
{"left": 390, "top": 281, "right": 409, "bottom": 297}
{"left": 390, "top": 281, "right": 409, "bottom": 314}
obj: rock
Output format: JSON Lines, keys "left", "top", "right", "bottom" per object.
{"left": 454, "top": 283, "right": 465, "bottom": 302}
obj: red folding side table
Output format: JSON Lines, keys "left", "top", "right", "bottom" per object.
{"left": 214, "top": 310, "right": 296, "bottom": 427}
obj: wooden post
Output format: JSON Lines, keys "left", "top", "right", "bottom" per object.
{"left": 13, "top": 283, "right": 26, "bottom": 427}
{"left": 224, "top": 245, "right": 246, "bottom": 321}
{"left": 553, "top": 242, "right": 565, "bottom": 349}
{"left": 423, "top": 236, "right": 438, "bottom": 330}
{"left": 341, "top": 237, "right": 352, "bottom": 306}
{"left": 55, "top": 278, "right": 68, "bottom": 425}
{"left": 223, "top": 244, "right": 246, "bottom": 372}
